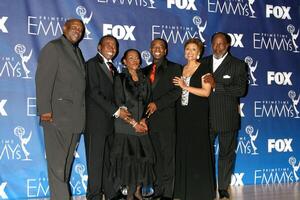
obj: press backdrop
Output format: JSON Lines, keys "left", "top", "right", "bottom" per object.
{"left": 0, "top": 0, "right": 300, "bottom": 199}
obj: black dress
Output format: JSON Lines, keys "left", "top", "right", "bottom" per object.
{"left": 174, "top": 64, "right": 215, "bottom": 200}
{"left": 109, "top": 69, "right": 155, "bottom": 195}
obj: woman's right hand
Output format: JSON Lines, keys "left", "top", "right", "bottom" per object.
{"left": 173, "top": 76, "right": 187, "bottom": 89}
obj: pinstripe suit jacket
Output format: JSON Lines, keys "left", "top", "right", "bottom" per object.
{"left": 202, "top": 54, "right": 248, "bottom": 132}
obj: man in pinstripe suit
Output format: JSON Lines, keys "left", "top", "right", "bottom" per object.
{"left": 203, "top": 32, "right": 248, "bottom": 199}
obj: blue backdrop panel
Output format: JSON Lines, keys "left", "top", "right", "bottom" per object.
{"left": 0, "top": 0, "right": 299, "bottom": 199}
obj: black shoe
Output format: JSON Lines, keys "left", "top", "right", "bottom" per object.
{"left": 218, "top": 189, "right": 230, "bottom": 199}
{"left": 109, "top": 191, "right": 126, "bottom": 200}
{"left": 150, "top": 186, "right": 162, "bottom": 199}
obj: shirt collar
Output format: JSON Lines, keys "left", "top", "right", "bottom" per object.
{"left": 97, "top": 51, "right": 112, "bottom": 63}
{"left": 213, "top": 52, "right": 228, "bottom": 62}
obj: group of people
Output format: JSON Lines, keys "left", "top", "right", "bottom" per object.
{"left": 35, "top": 19, "right": 248, "bottom": 200}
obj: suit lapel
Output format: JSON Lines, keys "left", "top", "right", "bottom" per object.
{"left": 96, "top": 54, "right": 113, "bottom": 83}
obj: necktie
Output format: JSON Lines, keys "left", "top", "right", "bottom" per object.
{"left": 73, "top": 47, "right": 81, "bottom": 63}
{"left": 149, "top": 64, "right": 156, "bottom": 84}
{"left": 106, "top": 62, "right": 115, "bottom": 76}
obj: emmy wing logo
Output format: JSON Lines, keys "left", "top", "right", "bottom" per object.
{"left": 15, "top": 44, "right": 32, "bottom": 79}
{"left": 287, "top": 24, "right": 299, "bottom": 53}
{"left": 141, "top": 50, "right": 152, "bottom": 66}
{"left": 0, "top": 182, "right": 8, "bottom": 199}
{"left": 288, "top": 90, "right": 300, "bottom": 118}
{"left": 245, "top": 125, "right": 258, "bottom": 155}
{"left": 244, "top": 56, "right": 258, "bottom": 86}
{"left": 289, "top": 156, "right": 300, "bottom": 181}
{"left": 248, "top": 0, "right": 256, "bottom": 18}
{"left": 76, "top": 6, "right": 93, "bottom": 40}
{"left": 193, "top": 16, "right": 207, "bottom": 43}
{"left": 75, "top": 163, "right": 88, "bottom": 192}
{"left": 148, "top": 0, "right": 156, "bottom": 8}
{"left": 14, "top": 126, "right": 32, "bottom": 161}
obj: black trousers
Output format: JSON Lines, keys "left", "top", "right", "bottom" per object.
{"left": 43, "top": 122, "right": 80, "bottom": 200}
{"left": 84, "top": 130, "right": 115, "bottom": 200}
{"left": 150, "top": 129, "right": 175, "bottom": 198}
{"left": 210, "top": 129, "right": 238, "bottom": 190}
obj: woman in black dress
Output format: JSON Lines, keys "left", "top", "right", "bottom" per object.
{"left": 109, "top": 49, "right": 155, "bottom": 200}
{"left": 173, "top": 38, "right": 215, "bottom": 200}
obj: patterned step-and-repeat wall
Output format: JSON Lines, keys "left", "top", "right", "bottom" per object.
{"left": 0, "top": 0, "right": 299, "bottom": 199}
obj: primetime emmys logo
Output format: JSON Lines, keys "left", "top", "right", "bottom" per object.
{"left": 141, "top": 50, "right": 152, "bottom": 65}
{"left": 28, "top": 16, "right": 66, "bottom": 36}
{"left": 193, "top": 16, "right": 207, "bottom": 43}
{"left": 289, "top": 156, "right": 300, "bottom": 181}
{"left": 254, "top": 90, "right": 300, "bottom": 118}
{"left": 253, "top": 24, "right": 299, "bottom": 53}
{"left": 231, "top": 173, "right": 244, "bottom": 186}
{"left": 254, "top": 100, "right": 292, "bottom": 118}
{"left": 76, "top": 6, "right": 93, "bottom": 40}
{"left": 0, "top": 44, "right": 33, "bottom": 79}
{"left": 245, "top": 56, "right": 258, "bottom": 86}
{"left": 0, "top": 99, "right": 8, "bottom": 116}
{"left": 103, "top": 24, "right": 136, "bottom": 41}
{"left": 236, "top": 125, "right": 259, "bottom": 155}
{"left": 27, "top": 177, "right": 49, "bottom": 198}
{"left": 97, "top": 0, "right": 156, "bottom": 9}
{"left": 0, "top": 182, "right": 8, "bottom": 199}
{"left": 266, "top": 4, "right": 291, "bottom": 20}
{"left": 288, "top": 90, "right": 300, "bottom": 118}
{"left": 267, "top": 71, "right": 293, "bottom": 86}
{"left": 268, "top": 138, "right": 293, "bottom": 153}
{"left": 0, "top": 126, "right": 32, "bottom": 161}
{"left": 74, "top": 163, "right": 88, "bottom": 192}
{"left": 152, "top": 15, "right": 206, "bottom": 44}
{"left": 0, "top": 16, "right": 8, "bottom": 33}
{"left": 167, "top": 0, "right": 197, "bottom": 10}
{"left": 208, "top": 0, "right": 256, "bottom": 18}
{"left": 69, "top": 163, "right": 88, "bottom": 195}
{"left": 14, "top": 126, "right": 32, "bottom": 160}
{"left": 254, "top": 167, "right": 294, "bottom": 184}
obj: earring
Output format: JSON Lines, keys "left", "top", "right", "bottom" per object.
{"left": 197, "top": 55, "right": 200, "bottom": 59}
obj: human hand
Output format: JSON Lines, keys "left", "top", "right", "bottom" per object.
{"left": 40, "top": 112, "right": 53, "bottom": 122}
{"left": 119, "top": 108, "right": 131, "bottom": 120}
{"left": 139, "top": 118, "right": 148, "bottom": 132}
{"left": 203, "top": 73, "right": 215, "bottom": 89}
{"left": 173, "top": 76, "right": 187, "bottom": 89}
{"left": 146, "top": 102, "right": 157, "bottom": 118}
{"left": 134, "top": 123, "right": 147, "bottom": 134}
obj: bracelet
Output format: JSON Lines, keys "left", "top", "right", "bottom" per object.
{"left": 132, "top": 122, "right": 138, "bottom": 127}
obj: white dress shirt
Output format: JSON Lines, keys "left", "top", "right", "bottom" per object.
{"left": 213, "top": 52, "right": 228, "bottom": 72}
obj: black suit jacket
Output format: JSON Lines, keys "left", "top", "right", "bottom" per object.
{"left": 85, "top": 54, "right": 118, "bottom": 134}
{"left": 202, "top": 54, "right": 248, "bottom": 132}
{"left": 114, "top": 69, "right": 152, "bottom": 135}
{"left": 143, "top": 58, "right": 182, "bottom": 132}
{"left": 35, "top": 36, "right": 86, "bottom": 133}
